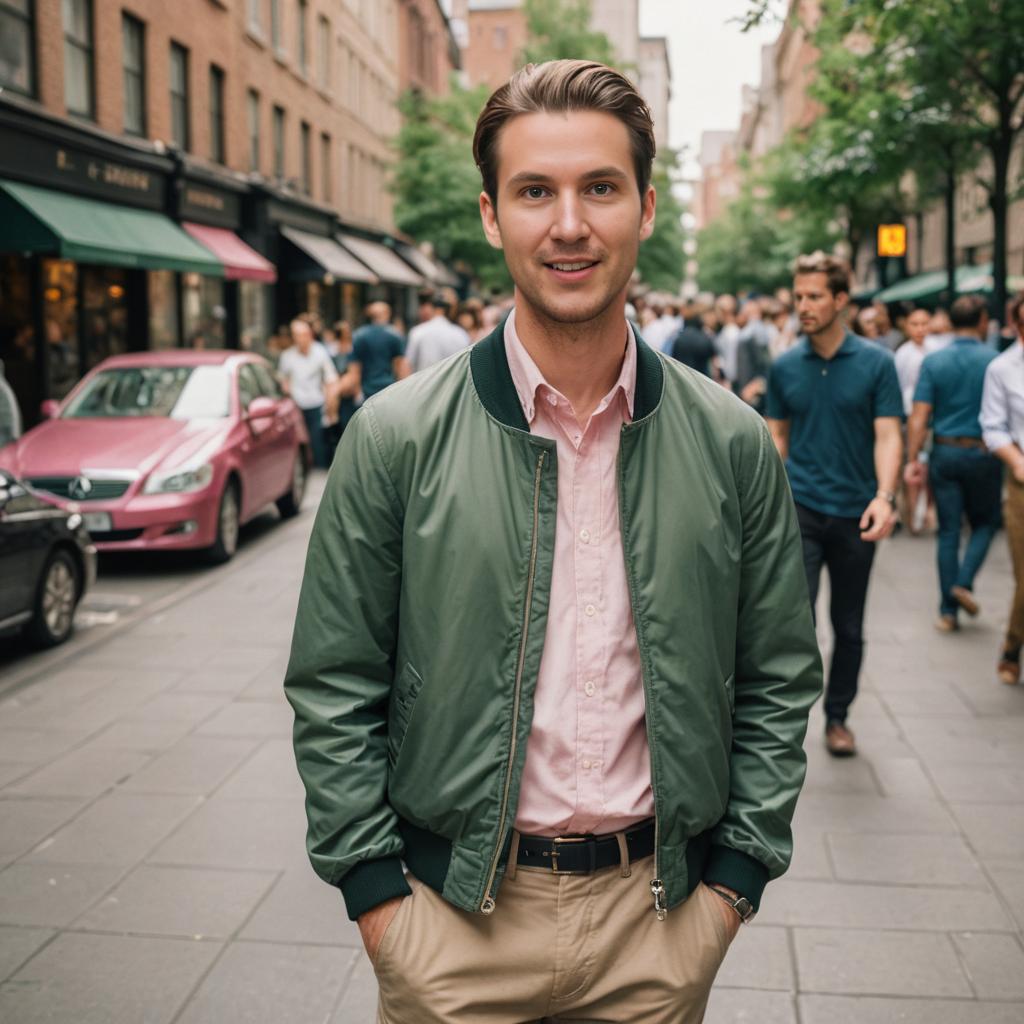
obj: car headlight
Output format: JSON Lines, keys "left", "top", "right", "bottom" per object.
{"left": 143, "top": 463, "right": 214, "bottom": 495}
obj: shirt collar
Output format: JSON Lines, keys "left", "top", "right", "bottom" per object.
{"left": 504, "top": 307, "right": 636, "bottom": 425}
{"left": 799, "top": 330, "right": 859, "bottom": 359}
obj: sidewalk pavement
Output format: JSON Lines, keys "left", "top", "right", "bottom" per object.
{"left": 0, "top": 474, "right": 1022, "bottom": 1023}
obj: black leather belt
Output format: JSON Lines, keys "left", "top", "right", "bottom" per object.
{"left": 935, "top": 435, "right": 987, "bottom": 450}
{"left": 515, "top": 819, "right": 655, "bottom": 875}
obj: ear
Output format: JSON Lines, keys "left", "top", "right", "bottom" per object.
{"left": 639, "top": 184, "right": 656, "bottom": 242}
{"left": 835, "top": 291, "right": 851, "bottom": 313}
{"left": 479, "top": 191, "right": 504, "bottom": 251}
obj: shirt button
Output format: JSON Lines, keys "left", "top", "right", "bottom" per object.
{"left": 582, "top": 759, "right": 592, "bottom": 770}
{"left": 580, "top": 528, "right": 591, "bottom": 543}
{"left": 822, "top": 368, "right": 828, "bottom": 376}
{"left": 584, "top": 603, "right": 596, "bottom": 617}
{"left": 591, "top": 759, "right": 603, "bottom": 770}
{"left": 584, "top": 680, "right": 596, "bottom": 697}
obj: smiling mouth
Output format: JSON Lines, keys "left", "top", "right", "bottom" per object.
{"left": 545, "top": 259, "right": 600, "bottom": 272}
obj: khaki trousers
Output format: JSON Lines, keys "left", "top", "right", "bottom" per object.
{"left": 1004, "top": 478, "right": 1024, "bottom": 652}
{"left": 372, "top": 855, "right": 734, "bottom": 1024}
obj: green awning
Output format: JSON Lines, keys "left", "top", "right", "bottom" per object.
{"left": 0, "top": 178, "right": 223, "bottom": 275}
{"left": 876, "top": 262, "right": 1024, "bottom": 303}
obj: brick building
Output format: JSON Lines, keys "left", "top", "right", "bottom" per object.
{"left": 0, "top": 0, "right": 458, "bottom": 426}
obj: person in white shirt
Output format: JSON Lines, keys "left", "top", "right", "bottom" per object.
{"left": 894, "top": 307, "right": 934, "bottom": 533}
{"left": 641, "top": 301, "right": 681, "bottom": 353}
{"left": 278, "top": 318, "right": 337, "bottom": 468}
{"left": 405, "top": 294, "right": 472, "bottom": 372}
{"left": 714, "top": 295, "right": 742, "bottom": 387}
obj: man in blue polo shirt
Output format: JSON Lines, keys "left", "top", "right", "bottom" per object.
{"left": 905, "top": 295, "right": 1001, "bottom": 631}
{"left": 767, "top": 252, "right": 903, "bottom": 758}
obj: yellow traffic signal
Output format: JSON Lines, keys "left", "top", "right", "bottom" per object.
{"left": 878, "top": 224, "right": 907, "bottom": 258}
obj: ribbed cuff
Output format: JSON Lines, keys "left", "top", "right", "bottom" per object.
{"left": 702, "top": 844, "right": 770, "bottom": 912}
{"left": 338, "top": 855, "right": 412, "bottom": 921}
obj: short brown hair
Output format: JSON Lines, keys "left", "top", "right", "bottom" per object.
{"left": 950, "top": 294, "right": 987, "bottom": 329}
{"left": 1008, "top": 291, "right": 1024, "bottom": 327}
{"left": 793, "top": 251, "right": 852, "bottom": 297}
{"left": 473, "top": 59, "right": 656, "bottom": 205}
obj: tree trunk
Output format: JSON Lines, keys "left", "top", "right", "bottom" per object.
{"left": 989, "top": 127, "right": 1013, "bottom": 324}
{"left": 944, "top": 165, "right": 957, "bottom": 304}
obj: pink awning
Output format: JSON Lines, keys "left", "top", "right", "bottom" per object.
{"left": 182, "top": 222, "right": 277, "bottom": 283}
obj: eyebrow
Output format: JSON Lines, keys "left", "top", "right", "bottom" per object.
{"left": 505, "top": 166, "right": 631, "bottom": 189}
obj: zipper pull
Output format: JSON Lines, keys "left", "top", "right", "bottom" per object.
{"left": 650, "top": 878, "right": 667, "bottom": 921}
{"left": 480, "top": 895, "right": 496, "bottom": 916}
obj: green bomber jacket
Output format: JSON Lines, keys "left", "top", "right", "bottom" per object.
{"left": 284, "top": 322, "right": 822, "bottom": 922}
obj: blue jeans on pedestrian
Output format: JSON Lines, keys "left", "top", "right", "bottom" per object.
{"left": 300, "top": 404, "right": 328, "bottom": 468}
{"left": 929, "top": 444, "right": 1003, "bottom": 616}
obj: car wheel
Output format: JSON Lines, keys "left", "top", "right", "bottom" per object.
{"left": 276, "top": 448, "right": 307, "bottom": 519}
{"left": 206, "top": 480, "right": 240, "bottom": 564}
{"left": 27, "top": 549, "right": 81, "bottom": 648}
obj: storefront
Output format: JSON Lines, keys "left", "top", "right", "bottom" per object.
{"left": 336, "top": 232, "right": 425, "bottom": 330}
{"left": 0, "top": 102, "right": 221, "bottom": 425}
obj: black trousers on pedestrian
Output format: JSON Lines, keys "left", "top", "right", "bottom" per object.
{"left": 795, "top": 503, "right": 877, "bottom": 726}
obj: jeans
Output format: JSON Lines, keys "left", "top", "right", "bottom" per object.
{"left": 796, "top": 503, "right": 877, "bottom": 725}
{"left": 928, "top": 445, "right": 1003, "bottom": 616}
{"left": 300, "top": 404, "right": 328, "bottom": 468}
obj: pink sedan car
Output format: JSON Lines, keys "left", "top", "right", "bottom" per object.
{"left": 0, "top": 351, "right": 310, "bottom": 563}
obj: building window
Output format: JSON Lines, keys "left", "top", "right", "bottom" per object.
{"left": 121, "top": 14, "right": 146, "bottom": 136}
{"left": 493, "top": 26, "right": 507, "bottom": 50}
{"left": 320, "top": 132, "right": 331, "bottom": 203}
{"left": 63, "top": 0, "right": 94, "bottom": 118}
{"left": 300, "top": 120, "right": 311, "bottom": 195}
{"left": 297, "top": 0, "right": 307, "bottom": 76}
{"left": 270, "top": 0, "right": 282, "bottom": 54}
{"left": 272, "top": 104, "right": 285, "bottom": 179}
{"left": 209, "top": 65, "right": 225, "bottom": 163}
{"left": 247, "top": 88, "right": 260, "bottom": 172}
{"left": 169, "top": 42, "right": 190, "bottom": 150}
{"left": 316, "top": 14, "right": 329, "bottom": 90}
{"left": 247, "top": 0, "right": 261, "bottom": 34}
{"left": 0, "top": 0, "right": 35, "bottom": 96}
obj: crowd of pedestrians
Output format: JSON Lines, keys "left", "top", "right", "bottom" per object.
{"left": 644, "top": 256, "right": 1024, "bottom": 751}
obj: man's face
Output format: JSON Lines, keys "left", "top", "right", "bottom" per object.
{"left": 794, "top": 273, "right": 847, "bottom": 337}
{"left": 906, "top": 309, "right": 930, "bottom": 344}
{"left": 479, "top": 110, "right": 655, "bottom": 328}
{"left": 292, "top": 323, "right": 313, "bottom": 352}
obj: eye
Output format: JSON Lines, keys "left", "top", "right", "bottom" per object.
{"left": 523, "top": 186, "right": 548, "bottom": 199}
{"left": 590, "top": 182, "right": 614, "bottom": 196}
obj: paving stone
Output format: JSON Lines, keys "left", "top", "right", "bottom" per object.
{"left": 0, "top": 798, "right": 85, "bottom": 860}
{"left": 26, "top": 793, "right": 201, "bottom": 866}
{"left": 6, "top": 747, "right": 151, "bottom": 798}
{"left": 757, "top": 879, "right": 1013, "bottom": 931}
{"left": 792, "top": 793, "right": 958, "bottom": 835}
{"left": 0, "top": 728, "right": 83, "bottom": 764}
{"left": 171, "top": 668, "right": 257, "bottom": 695}
{"left": 148, "top": 795, "right": 308, "bottom": 871}
{"left": 826, "top": 833, "right": 986, "bottom": 887}
{"left": 794, "top": 927, "right": 971, "bottom": 997}
{"left": 801, "top": 744, "right": 880, "bottom": 795}
{"left": 705, "top": 989, "right": 797, "bottom": 1024}
{"left": 0, "top": 925, "right": 53, "bottom": 982}
{"left": 175, "top": 941, "right": 351, "bottom": 1024}
{"left": 125, "top": 693, "right": 231, "bottom": 725}
{"left": 869, "top": 757, "right": 939, "bottom": 799}
{"left": 953, "top": 931, "right": 1024, "bottom": 1000}
{"left": 196, "top": 700, "right": 292, "bottom": 738}
{"left": 215, "top": 739, "right": 305, "bottom": 801}
{"left": 786, "top": 829, "right": 833, "bottom": 881}
{"left": 241, "top": 867, "right": 362, "bottom": 947}
{"left": 714, "top": 925, "right": 793, "bottom": 991}
{"left": 74, "top": 865, "right": 277, "bottom": 938}
{"left": 118, "top": 736, "right": 260, "bottom": 796}
{"left": 950, "top": 801, "right": 1024, "bottom": 860}
{"left": 929, "top": 763, "right": 1024, "bottom": 803}
{"left": 986, "top": 862, "right": 1024, "bottom": 931}
{"left": 331, "top": 954, "right": 379, "bottom": 1024}
{"left": 0, "top": 863, "right": 124, "bottom": 927}
{"left": 0, "top": 761, "right": 34, "bottom": 789}
{"left": 86, "top": 718, "right": 196, "bottom": 752}
{"left": 800, "top": 994, "right": 1024, "bottom": 1023}
{"left": 879, "top": 685, "right": 973, "bottom": 716}
{"left": 0, "top": 930, "right": 220, "bottom": 1024}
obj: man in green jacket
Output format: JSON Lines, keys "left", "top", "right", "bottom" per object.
{"left": 286, "top": 59, "right": 821, "bottom": 1024}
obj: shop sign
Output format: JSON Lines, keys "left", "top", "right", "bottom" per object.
{"left": 177, "top": 182, "right": 241, "bottom": 228}
{"left": 0, "top": 123, "right": 166, "bottom": 208}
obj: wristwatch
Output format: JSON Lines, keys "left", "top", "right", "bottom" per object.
{"left": 706, "top": 884, "right": 756, "bottom": 923}
{"left": 876, "top": 489, "right": 897, "bottom": 508}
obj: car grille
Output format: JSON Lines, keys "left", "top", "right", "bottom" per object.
{"left": 90, "top": 528, "right": 144, "bottom": 542}
{"left": 28, "top": 477, "right": 132, "bottom": 501}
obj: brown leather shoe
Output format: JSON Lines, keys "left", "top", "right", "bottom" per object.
{"left": 997, "top": 659, "right": 1020, "bottom": 686}
{"left": 951, "top": 586, "right": 980, "bottom": 616}
{"left": 825, "top": 721, "right": 856, "bottom": 758}
{"left": 935, "top": 614, "right": 958, "bottom": 633}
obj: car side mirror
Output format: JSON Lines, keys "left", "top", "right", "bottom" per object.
{"left": 40, "top": 399, "right": 60, "bottom": 419}
{"left": 246, "top": 396, "right": 277, "bottom": 422}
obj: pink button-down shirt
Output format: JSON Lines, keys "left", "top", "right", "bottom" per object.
{"left": 506, "top": 310, "right": 655, "bottom": 838}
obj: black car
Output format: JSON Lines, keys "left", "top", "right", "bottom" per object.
{"left": 0, "top": 469, "right": 96, "bottom": 647}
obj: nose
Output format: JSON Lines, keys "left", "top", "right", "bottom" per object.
{"left": 549, "top": 192, "right": 590, "bottom": 245}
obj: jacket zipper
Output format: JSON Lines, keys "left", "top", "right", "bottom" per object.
{"left": 618, "top": 425, "right": 666, "bottom": 920}
{"left": 480, "top": 449, "right": 547, "bottom": 915}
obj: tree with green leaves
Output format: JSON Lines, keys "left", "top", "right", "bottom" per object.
{"left": 520, "top": 0, "right": 618, "bottom": 67}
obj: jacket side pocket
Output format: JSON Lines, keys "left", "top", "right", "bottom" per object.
{"left": 387, "top": 662, "right": 424, "bottom": 767}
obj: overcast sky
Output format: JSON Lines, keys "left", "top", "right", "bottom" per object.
{"left": 639, "top": 0, "right": 779, "bottom": 163}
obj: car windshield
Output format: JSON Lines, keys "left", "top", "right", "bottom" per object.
{"left": 62, "top": 366, "right": 232, "bottom": 420}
